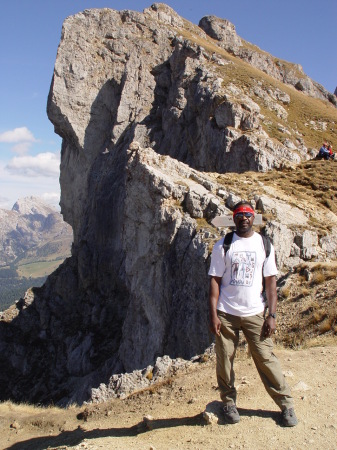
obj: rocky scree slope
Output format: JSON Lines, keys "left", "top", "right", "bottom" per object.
{"left": 0, "top": 3, "right": 336, "bottom": 406}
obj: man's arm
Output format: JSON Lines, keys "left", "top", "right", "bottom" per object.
{"left": 209, "top": 276, "right": 222, "bottom": 335}
{"left": 263, "top": 275, "right": 277, "bottom": 337}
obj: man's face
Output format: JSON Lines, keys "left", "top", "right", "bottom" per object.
{"left": 233, "top": 206, "right": 255, "bottom": 235}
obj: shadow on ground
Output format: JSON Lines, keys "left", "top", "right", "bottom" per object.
{"left": 6, "top": 405, "right": 281, "bottom": 450}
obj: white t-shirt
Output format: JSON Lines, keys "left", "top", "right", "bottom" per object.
{"left": 208, "top": 232, "right": 278, "bottom": 317}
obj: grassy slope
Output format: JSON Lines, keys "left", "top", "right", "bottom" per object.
{"left": 178, "top": 21, "right": 337, "bottom": 151}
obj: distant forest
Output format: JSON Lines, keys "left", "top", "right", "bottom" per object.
{"left": 0, "top": 268, "right": 46, "bottom": 311}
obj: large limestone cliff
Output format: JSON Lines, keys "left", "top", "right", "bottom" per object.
{"left": 1, "top": 3, "right": 337, "bottom": 405}
{"left": 47, "top": 3, "right": 326, "bottom": 234}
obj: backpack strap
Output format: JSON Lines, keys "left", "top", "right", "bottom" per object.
{"left": 223, "top": 231, "right": 235, "bottom": 255}
{"left": 261, "top": 235, "right": 272, "bottom": 309}
{"left": 223, "top": 232, "right": 271, "bottom": 257}
{"left": 261, "top": 235, "right": 271, "bottom": 258}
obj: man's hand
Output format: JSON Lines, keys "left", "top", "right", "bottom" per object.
{"left": 262, "top": 316, "right": 276, "bottom": 338}
{"left": 210, "top": 314, "right": 221, "bottom": 336}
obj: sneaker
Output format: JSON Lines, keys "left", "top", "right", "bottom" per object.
{"left": 223, "top": 404, "right": 240, "bottom": 424}
{"left": 281, "top": 407, "right": 298, "bottom": 427}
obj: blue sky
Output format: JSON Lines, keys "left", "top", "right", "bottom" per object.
{"left": 1, "top": 0, "right": 336, "bottom": 210}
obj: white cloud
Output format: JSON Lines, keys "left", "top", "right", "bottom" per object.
{"left": 5, "top": 152, "right": 60, "bottom": 178}
{"left": 0, "top": 158, "right": 61, "bottom": 211}
{"left": 0, "top": 127, "right": 37, "bottom": 144}
{"left": 11, "top": 142, "right": 33, "bottom": 155}
{"left": 0, "top": 127, "right": 38, "bottom": 155}
{"left": 0, "top": 129, "right": 61, "bottom": 209}
{"left": 0, "top": 196, "right": 10, "bottom": 209}
{"left": 41, "top": 192, "right": 61, "bottom": 210}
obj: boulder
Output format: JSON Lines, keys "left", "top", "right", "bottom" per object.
{"left": 295, "top": 230, "right": 319, "bottom": 260}
{"left": 264, "top": 222, "right": 294, "bottom": 268}
{"left": 198, "top": 16, "right": 242, "bottom": 51}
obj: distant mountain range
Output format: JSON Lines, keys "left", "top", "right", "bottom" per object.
{"left": 0, "top": 196, "right": 73, "bottom": 310}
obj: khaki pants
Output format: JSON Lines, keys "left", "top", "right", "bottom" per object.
{"left": 216, "top": 310, "right": 294, "bottom": 410}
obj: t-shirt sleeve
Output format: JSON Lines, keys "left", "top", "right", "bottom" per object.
{"left": 263, "top": 243, "right": 278, "bottom": 277}
{"left": 208, "top": 239, "right": 226, "bottom": 277}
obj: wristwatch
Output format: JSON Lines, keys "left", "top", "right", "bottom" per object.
{"left": 268, "top": 312, "right": 277, "bottom": 319}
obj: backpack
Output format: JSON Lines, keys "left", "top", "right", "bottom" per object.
{"left": 222, "top": 231, "right": 271, "bottom": 258}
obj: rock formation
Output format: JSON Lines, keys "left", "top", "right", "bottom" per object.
{"left": 0, "top": 3, "right": 337, "bottom": 406}
{"left": 199, "top": 15, "right": 337, "bottom": 106}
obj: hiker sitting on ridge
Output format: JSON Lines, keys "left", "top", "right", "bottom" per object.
{"left": 327, "top": 143, "right": 335, "bottom": 160}
{"left": 317, "top": 142, "right": 332, "bottom": 160}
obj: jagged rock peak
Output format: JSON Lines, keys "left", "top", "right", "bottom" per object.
{"left": 145, "top": 2, "right": 184, "bottom": 27}
{"left": 12, "top": 196, "right": 56, "bottom": 216}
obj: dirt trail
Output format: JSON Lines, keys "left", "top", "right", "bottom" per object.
{"left": 1, "top": 345, "right": 336, "bottom": 450}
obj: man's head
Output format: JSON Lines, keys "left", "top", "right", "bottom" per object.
{"left": 233, "top": 201, "right": 255, "bottom": 236}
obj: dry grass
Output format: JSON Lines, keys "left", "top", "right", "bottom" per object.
{"left": 213, "top": 47, "right": 336, "bottom": 150}
{"left": 279, "top": 285, "right": 291, "bottom": 299}
{"left": 276, "top": 265, "right": 337, "bottom": 349}
{"left": 212, "top": 159, "right": 337, "bottom": 234}
{"left": 295, "top": 262, "right": 337, "bottom": 285}
{"left": 0, "top": 400, "right": 77, "bottom": 414}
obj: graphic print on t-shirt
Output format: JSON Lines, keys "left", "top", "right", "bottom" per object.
{"left": 230, "top": 251, "right": 256, "bottom": 286}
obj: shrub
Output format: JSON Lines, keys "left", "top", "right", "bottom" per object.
{"left": 318, "top": 318, "right": 333, "bottom": 334}
{"left": 279, "top": 285, "right": 291, "bottom": 299}
{"left": 310, "top": 272, "right": 327, "bottom": 286}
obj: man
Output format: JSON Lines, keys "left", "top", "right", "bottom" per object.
{"left": 208, "top": 201, "right": 298, "bottom": 427}
{"left": 318, "top": 142, "right": 331, "bottom": 160}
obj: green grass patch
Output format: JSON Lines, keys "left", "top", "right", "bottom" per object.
{"left": 17, "top": 259, "right": 65, "bottom": 278}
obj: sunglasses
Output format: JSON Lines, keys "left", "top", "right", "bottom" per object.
{"left": 234, "top": 212, "right": 254, "bottom": 219}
